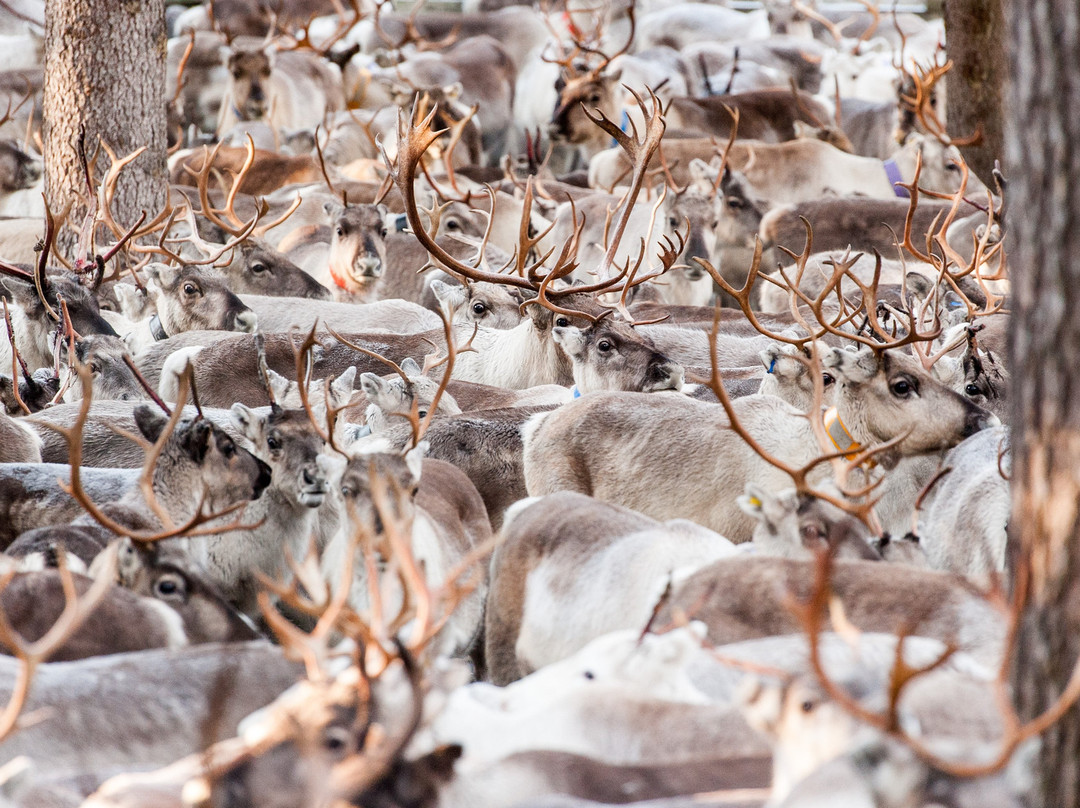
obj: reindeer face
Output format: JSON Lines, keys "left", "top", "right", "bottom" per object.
{"left": 326, "top": 203, "right": 390, "bottom": 295}
{"left": 148, "top": 264, "right": 257, "bottom": 336}
{"left": 553, "top": 322, "right": 684, "bottom": 394}
{"left": 227, "top": 49, "right": 273, "bottom": 120}
{"left": 231, "top": 405, "right": 332, "bottom": 509}
{"left": 0, "top": 141, "right": 41, "bottom": 193}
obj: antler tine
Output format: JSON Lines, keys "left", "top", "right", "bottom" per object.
{"left": 35, "top": 197, "right": 59, "bottom": 322}
{"left": 2, "top": 298, "right": 31, "bottom": 415}
{"left": 851, "top": 0, "right": 880, "bottom": 55}
{"left": 580, "top": 86, "right": 666, "bottom": 284}
{"left": 696, "top": 239, "right": 814, "bottom": 349}
{"left": 792, "top": 0, "right": 846, "bottom": 46}
{"left": 389, "top": 98, "right": 535, "bottom": 292}
{"left": 188, "top": 139, "right": 263, "bottom": 239}
{"left": 326, "top": 326, "right": 414, "bottom": 392}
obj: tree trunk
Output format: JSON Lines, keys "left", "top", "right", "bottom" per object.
{"left": 1007, "top": 2, "right": 1080, "bottom": 806}
{"left": 944, "top": 0, "right": 1005, "bottom": 183}
{"left": 43, "top": 0, "right": 167, "bottom": 263}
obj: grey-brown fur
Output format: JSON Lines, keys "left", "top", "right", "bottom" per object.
{"left": 660, "top": 556, "right": 1004, "bottom": 664}
{"left": 0, "top": 642, "right": 301, "bottom": 780}
{"left": 145, "top": 263, "right": 257, "bottom": 338}
{"left": 552, "top": 322, "right": 684, "bottom": 394}
{"left": 371, "top": 405, "right": 557, "bottom": 531}
{"left": 523, "top": 349, "right": 995, "bottom": 542}
{"left": 0, "top": 411, "right": 40, "bottom": 463}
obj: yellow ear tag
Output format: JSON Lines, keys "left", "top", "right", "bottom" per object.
{"left": 748, "top": 496, "right": 761, "bottom": 507}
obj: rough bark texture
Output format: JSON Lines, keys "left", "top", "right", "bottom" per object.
{"left": 43, "top": 0, "right": 167, "bottom": 262}
{"left": 1007, "top": 2, "right": 1080, "bottom": 806}
{"left": 944, "top": 0, "right": 1005, "bottom": 184}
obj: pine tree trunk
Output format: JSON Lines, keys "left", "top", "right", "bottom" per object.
{"left": 1007, "top": 2, "right": 1080, "bottom": 806}
{"left": 42, "top": 0, "right": 167, "bottom": 263}
{"left": 944, "top": 0, "right": 1005, "bottom": 183}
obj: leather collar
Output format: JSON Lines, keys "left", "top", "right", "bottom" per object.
{"left": 883, "top": 159, "right": 910, "bottom": 198}
{"left": 823, "top": 406, "right": 863, "bottom": 461}
{"left": 148, "top": 314, "right": 169, "bottom": 342}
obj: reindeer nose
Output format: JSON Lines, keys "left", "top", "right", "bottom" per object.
{"left": 234, "top": 310, "right": 258, "bottom": 333}
{"left": 302, "top": 467, "right": 325, "bottom": 488}
{"left": 354, "top": 257, "right": 382, "bottom": 279}
{"left": 646, "top": 360, "right": 685, "bottom": 392}
{"left": 963, "top": 407, "right": 999, "bottom": 437}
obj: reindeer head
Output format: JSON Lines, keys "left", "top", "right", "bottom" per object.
{"left": 430, "top": 279, "right": 528, "bottom": 329}
{"left": 64, "top": 334, "right": 146, "bottom": 404}
{"left": 225, "top": 48, "right": 274, "bottom": 121}
{"left": 325, "top": 202, "right": 390, "bottom": 296}
{"left": 219, "top": 240, "right": 332, "bottom": 300}
{"left": 359, "top": 357, "right": 462, "bottom": 436}
{"left": 552, "top": 320, "right": 684, "bottom": 394}
{"left": 115, "top": 538, "right": 259, "bottom": 643}
{"left": 823, "top": 347, "right": 997, "bottom": 463}
{"left": 134, "top": 404, "right": 271, "bottom": 515}
{"left": 738, "top": 483, "right": 879, "bottom": 561}
{"left": 145, "top": 264, "right": 258, "bottom": 338}
{"left": 231, "top": 404, "right": 333, "bottom": 509}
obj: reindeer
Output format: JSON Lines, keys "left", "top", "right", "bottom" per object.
{"left": 0, "top": 412, "right": 39, "bottom": 463}
{"left": 551, "top": 321, "right": 685, "bottom": 394}
{"left": 485, "top": 491, "right": 737, "bottom": 684}
{"left": 321, "top": 446, "right": 492, "bottom": 658}
{"left": 523, "top": 346, "right": 996, "bottom": 543}
{"left": 0, "top": 554, "right": 258, "bottom": 661}
{"left": 358, "top": 358, "right": 463, "bottom": 436}
{"left": 0, "top": 263, "right": 118, "bottom": 372}
{"left": 282, "top": 201, "right": 391, "bottom": 301}
{"left": 429, "top": 279, "right": 529, "bottom": 330}
{"left": 179, "top": 402, "right": 338, "bottom": 614}
{"left": 217, "top": 46, "right": 345, "bottom": 137}
{"left": 0, "top": 641, "right": 302, "bottom": 781}
{"left": 110, "top": 265, "right": 257, "bottom": 354}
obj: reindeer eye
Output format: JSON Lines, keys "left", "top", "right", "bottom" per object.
{"left": 251, "top": 262, "right": 268, "bottom": 274}
{"left": 335, "top": 226, "right": 344, "bottom": 237}
{"left": 341, "top": 484, "right": 355, "bottom": 498}
{"left": 221, "top": 440, "right": 236, "bottom": 458}
{"left": 555, "top": 316, "right": 570, "bottom": 327}
{"left": 232, "top": 69, "right": 243, "bottom": 79}
{"left": 154, "top": 573, "right": 186, "bottom": 600}
{"left": 183, "top": 283, "right": 199, "bottom": 296}
{"left": 727, "top": 197, "right": 744, "bottom": 209}
{"left": 379, "top": 227, "right": 388, "bottom": 239}
{"left": 597, "top": 339, "right": 613, "bottom": 353}
{"left": 801, "top": 700, "right": 815, "bottom": 713}
{"left": 323, "top": 727, "right": 351, "bottom": 755}
{"left": 965, "top": 383, "right": 981, "bottom": 396}
{"left": 890, "top": 378, "right": 915, "bottom": 397}
{"left": 822, "top": 373, "right": 835, "bottom": 386}
{"left": 267, "top": 434, "right": 281, "bottom": 451}
{"left": 472, "top": 302, "right": 486, "bottom": 315}
{"left": 588, "top": 93, "right": 601, "bottom": 104}
{"left": 668, "top": 216, "right": 678, "bottom": 228}
{"left": 445, "top": 219, "right": 461, "bottom": 231}
{"left": 417, "top": 410, "right": 428, "bottom": 419}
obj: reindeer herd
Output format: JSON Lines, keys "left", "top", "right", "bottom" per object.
{"left": 0, "top": 0, "right": 1028, "bottom": 806}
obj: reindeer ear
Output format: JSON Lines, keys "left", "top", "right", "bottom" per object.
{"left": 323, "top": 200, "right": 346, "bottom": 221}
{"left": 359, "top": 372, "right": 386, "bottom": 399}
{"left": 823, "top": 346, "right": 878, "bottom": 383}
{"left": 134, "top": 404, "right": 169, "bottom": 443}
{"left": 737, "top": 483, "right": 769, "bottom": 520}
{"left": 265, "top": 367, "right": 291, "bottom": 402}
{"left": 688, "top": 158, "right": 716, "bottom": 187}
{"left": 443, "top": 82, "right": 463, "bottom": 101}
{"left": 551, "top": 325, "right": 585, "bottom": 357}
{"left": 737, "top": 676, "right": 785, "bottom": 737}
{"left": 430, "top": 279, "right": 466, "bottom": 309}
{"left": 404, "top": 441, "right": 427, "bottom": 482}
{"left": 329, "top": 367, "right": 356, "bottom": 409}
{"left": 905, "top": 271, "right": 933, "bottom": 300}
{"left": 400, "top": 357, "right": 422, "bottom": 376}
{"left": 230, "top": 403, "right": 263, "bottom": 442}
{"left": 181, "top": 419, "right": 213, "bottom": 463}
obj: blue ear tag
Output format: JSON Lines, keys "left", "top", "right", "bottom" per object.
{"left": 571, "top": 385, "right": 582, "bottom": 399}
{"left": 395, "top": 214, "right": 408, "bottom": 232}
{"left": 766, "top": 357, "right": 777, "bottom": 374}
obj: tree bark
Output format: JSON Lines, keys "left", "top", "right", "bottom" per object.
{"left": 944, "top": 0, "right": 1005, "bottom": 183}
{"left": 1007, "top": 2, "right": 1080, "bottom": 806}
{"left": 43, "top": 0, "right": 167, "bottom": 263}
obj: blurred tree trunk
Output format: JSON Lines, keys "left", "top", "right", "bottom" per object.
{"left": 944, "top": 0, "right": 1004, "bottom": 183}
{"left": 43, "top": 0, "right": 167, "bottom": 263}
{"left": 1007, "top": 2, "right": 1080, "bottom": 806}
